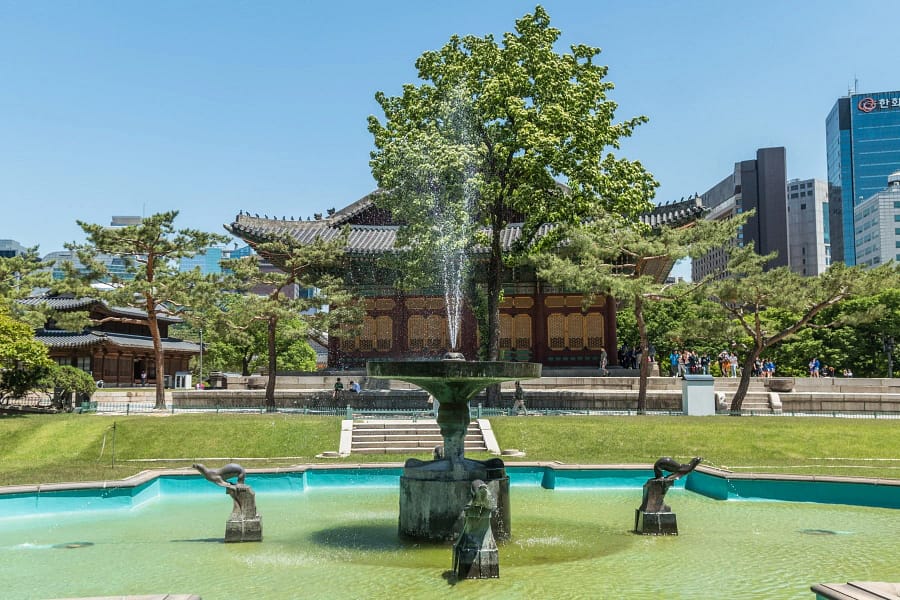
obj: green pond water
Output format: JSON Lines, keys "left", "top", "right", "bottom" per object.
{"left": 2, "top": 487, "right": 899, "bottom": 600}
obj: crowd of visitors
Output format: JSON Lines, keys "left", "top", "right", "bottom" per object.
{"left": 660, "top": 349, "right": 852, "bottom": 379}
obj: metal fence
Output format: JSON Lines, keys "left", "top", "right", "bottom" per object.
{"left": 81, "top": 400, "right": 900, "bottom": 420}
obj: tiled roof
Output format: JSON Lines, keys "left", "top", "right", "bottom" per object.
{"left": 19, "top": 295, "right": 182, "bottom": 323}
{"left": 227, "top": 216, "right": 556, "bottom": 255}
{"left": 18, "top": 296, "right": 98, "bottom": 310}
{"left": 226, "top": 189, "right": 703, "bottom": 282}
{"left": 34, "top": 330, "right": 106, "bottom": 348}
{"left": 34, "top": 330, "right": 200, "bottom": 353}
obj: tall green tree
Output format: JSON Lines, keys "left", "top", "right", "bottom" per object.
{"left": 534, "top": 212, "right": 744, "bottom": 411}
{"left": 708, "top": 246, "right": 896, "bottom": 412}
{"left": 66, "top": 211, "right": 229, "bottom": 409}
{"left": 225, "top": 234, "right": 362, "bottom": 411}
{"left": 0, "top": 307, "right": 54, "bottom": 401}
{"left": 368, "top": 6, "right": 657, "bottom": 362}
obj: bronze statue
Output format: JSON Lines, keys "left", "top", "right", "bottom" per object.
{"left": 192, "top": 463, "right": 246, "bottom": 487}
{"left": 453, "top": 480, "right": 499, "bottom": 579}
{"left": 193, "top": 462, "right": 261, "bottom": 542}
{"left": 653, "top": 456, "right": 703, "bottom": 480}
{"left": 635, "top": 456, "right": 702, "bottom": 535}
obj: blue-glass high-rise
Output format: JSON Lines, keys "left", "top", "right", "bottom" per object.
{"left": 826, "top": 90, "right": 900, "bottom": 265}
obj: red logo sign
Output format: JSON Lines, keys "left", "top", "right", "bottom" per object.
{"left": 858, "top": 97, "right": 877, "bottom": 112}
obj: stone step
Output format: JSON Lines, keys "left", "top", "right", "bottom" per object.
{"left": 350, "top": 440, "right": 484, "bottom": 450}
{"left": 352, "top": 436, "right": 482, "bottom": 447}
{"left": 348, "top": 418, "right": 490, "bottom": 455}
{"left": 352, "top": 426, "right": 479, "bottom": 434}
{"left": 352, "top": 433, "right": 482, "bottom": 442}
{"left": 353, "top": 445, "right": 488, "bottom": 455}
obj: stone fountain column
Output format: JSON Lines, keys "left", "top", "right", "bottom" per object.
{"left": 367, "top": 358, "right": 540, "bottom": 542}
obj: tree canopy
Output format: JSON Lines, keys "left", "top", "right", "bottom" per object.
{"left": 368, "top": 6, "right": 657, "bottom": 361}
{"left": 222, "top": 233, "right": 362, "bottom": 410}
{"left": 534, "top": 212, "right": 745, "bottom": 411}
{"left": 707, "top": 246, "right": 899, "bottom": 411}
{"left": 66, "top": 211, "right": 229, "bottom": 408}
{"left": 0, "top": 307, "right": 53, "bottom": 401}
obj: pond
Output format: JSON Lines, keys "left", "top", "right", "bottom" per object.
{"left": 1, "top": 469, "right": 899, "bottom": 599}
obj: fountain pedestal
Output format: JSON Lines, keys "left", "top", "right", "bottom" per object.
{"left": 368, "top": 359, "right": 540, "bottom": 542}
{"left": 225, "top": 484, "right": 262, "bottom": 542}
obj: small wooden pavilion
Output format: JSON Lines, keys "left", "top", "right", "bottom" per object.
{"left": 24, "top": 296, "right": 200, "bottom": 387}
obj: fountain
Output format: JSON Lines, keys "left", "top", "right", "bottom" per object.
{"left": 4, "top": 468, "right": 900, "bottom": 599}
{"left": 368, "top": 354, "right": 540, "bottom": 542}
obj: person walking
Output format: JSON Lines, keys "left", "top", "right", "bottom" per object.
{"left": 512, "top": 381, "right": 528, "bottom": 416}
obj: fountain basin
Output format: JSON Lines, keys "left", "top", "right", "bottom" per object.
{"left": 3, "top": 467, "right": 900, "bottom": 600}
{"left": 366, "top": 359, "right": 542, "bottom": 406}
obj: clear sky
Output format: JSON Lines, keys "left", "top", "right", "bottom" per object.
{"left": 2, "top": 1, "right": 898, "bottom": 277}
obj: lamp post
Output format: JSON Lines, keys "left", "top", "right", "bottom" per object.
{"left": 884, "top": 335, "right": 894, "bottom": 379}
{"left": 199, "top": 328, "right": 204, "bottom": 388}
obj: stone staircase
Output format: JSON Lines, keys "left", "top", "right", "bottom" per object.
{"left": 713, "top": 379, "right": 779, "bottom": 413}
{"left": 348, "top": 419, "right": 491, "bottom": 455}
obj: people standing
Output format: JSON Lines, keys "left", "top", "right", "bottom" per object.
{"left": 333, "top": 377, "right": 344, "bottom": 401}
{"left": 599, "top": 348, "right": 608, "bottom": 376}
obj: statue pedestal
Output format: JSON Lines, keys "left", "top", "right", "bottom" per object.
{"left": 225, "top": 516, "right": 263, "bottom": 542}
{"left": 399, "top": 458, "right": 510, "bottom": 542}
{"left": 224, "top": 484, "right": 262, "bottom": 542}
{"left": 634, "top": 509, "right": 678, "bottom": 535}
{"left": 453, "top": 532, "right": 499, "bottom": 579}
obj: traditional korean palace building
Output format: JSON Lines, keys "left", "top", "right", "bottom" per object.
{"left": 226, "top": 193, "right": 704, "bottom": 370}
{"left": 22, "top": 296, "right": 199, "bottom": 387}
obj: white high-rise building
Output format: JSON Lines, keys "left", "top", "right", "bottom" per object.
{"left": 854, "top": 171, "right": 900, "bottom": 269}
{"left": 786, "top": 178, "right": 830, "bottom": 276}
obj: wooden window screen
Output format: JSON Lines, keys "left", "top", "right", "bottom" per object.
{"left": 585, "top": 313, "right": 604, "bottom": 349}
{"left": 375, "top": 316, "right": 393, "bottom": 351}
{"left": 408, "top": 315, "right": 425, "bottom": 352}
{"left": 547, "top": 314, "right": 565, "bottom": 350}
{"left": 499, "top": 314, "right": 513, "bottom": 349}
{"left": 567, "top": 313, "right": 584, "bottom": 349}
{"left": 514, "top": 314, "right": 532, "bottom": 349}
{"left": 359, "top": 317, "right": 377, "bottom": 352}
{"left": 425, "top": 315, "right": 446, "bottom": 351}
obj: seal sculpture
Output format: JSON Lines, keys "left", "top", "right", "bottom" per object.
{"left": 653, "top": 456, "right": 703, "bottom": 480}
{"left": 193, "top": 462, "right": 261, "bottom": 542}
{"left": 192, "top": 462, "right": 246, "bottom": 487}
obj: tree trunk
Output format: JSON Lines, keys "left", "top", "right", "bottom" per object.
{"left": 729, "top": 349, "right": 761, "bottom": 414}
{"left": 484, "top": 234, "right": 504, "bottom": 406}
{"left": 634, "top": 295, "right": 649, "bottom": 414}
{"left": 147, "top": 310, "right": 167, "bottom": 410}
{"left": 265, "top": 316, "right": 277, "bottom": 412}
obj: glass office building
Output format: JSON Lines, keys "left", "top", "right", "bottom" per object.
{"left": 826, "top": 90, "right": 900, "bottom": 265}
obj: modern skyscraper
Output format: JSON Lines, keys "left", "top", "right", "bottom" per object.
{"left": 853, "top": 171, "right": 900, "bottom": 269}
{"left": 693, "top": 147, "right": 789, "bottom": 281}
{"left": 0, "top": 239, "right": 26, "bottom": 258}
{"left": 786, "top": 178, "right": 830, "bottom": 276}
{"left": 826, "top": 89, "right": 900, "bottom": 265}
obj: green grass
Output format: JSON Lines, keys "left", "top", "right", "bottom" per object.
{"left": 2, "top": 413, "right": 899, "bottom": 486}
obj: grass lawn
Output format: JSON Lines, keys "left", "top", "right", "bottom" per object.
{"left": 1, "top": 413, "right": 899, "bottom": 486}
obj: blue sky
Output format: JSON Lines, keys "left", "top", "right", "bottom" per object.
{"left": 2, "top": 1, "right": 898, "bottom": 279}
